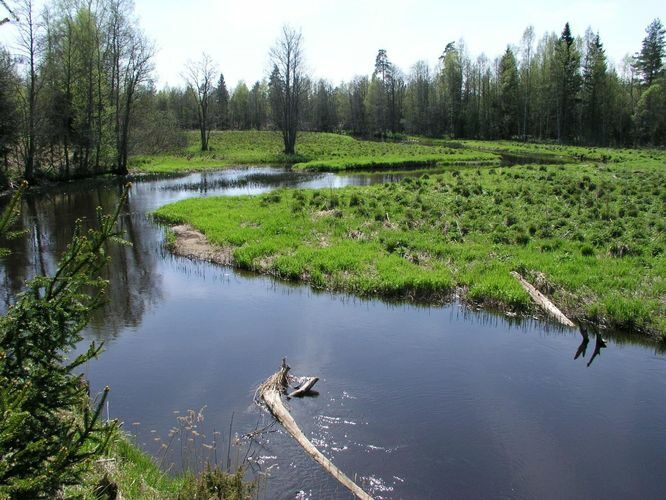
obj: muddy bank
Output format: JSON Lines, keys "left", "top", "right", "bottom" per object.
{"left": 166, "top": 223, "right": 666, "bottom": 346}
{"left": 169, "top": 224, "right": 234, "bottom": 266}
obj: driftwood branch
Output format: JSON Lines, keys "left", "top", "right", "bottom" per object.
{"left": 288, "top": 376, "right": 319, "bottom": 398}
{"left": 257, "top": 359, "right": 372, "bottom": 500}
{"left": 511, "top": 271, "right": 575, "bottom": 328}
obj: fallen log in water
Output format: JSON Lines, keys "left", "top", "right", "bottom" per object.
{"left": 288, "top": 376, "right": 319, "bottom": 398}
{"left": 257, "top": 359, "right": 373, "bottom": 500}
{"left": 511, "top": 271, "right": 576, "bottom": 328}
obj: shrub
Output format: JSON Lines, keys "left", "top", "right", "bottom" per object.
{"left": 505, "top": 214, "right": 518, "bottom": 227}
{"left": 261, "top": 190, "right": 282, "bottom": 205}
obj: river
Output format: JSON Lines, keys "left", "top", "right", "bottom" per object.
{"left": 1, "top": 167, "right": 665, "bottom": 499}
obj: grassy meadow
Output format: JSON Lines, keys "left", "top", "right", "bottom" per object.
{"left": 131, "top": 130, "right": 500, "bottom": 173}
{"left": 450, "top": 139, "right": 664, "bottom": 163}
{"left": 154, "top": 150, "right": 666, "bottom": 338}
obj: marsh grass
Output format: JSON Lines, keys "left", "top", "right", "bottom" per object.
{"left": 292, "top": 152, "right": 499, "bottom": 171}
{"left": 155, "top": 156, "right": 666, "bottom": 337}
{"left": 63, "top": 408, "right": 257, "bottom": 499}
{"left": 61, "top": 429, "right": 187, "bottom": 499}
{"left": 131, "top": 131, "right": 500, "bottom": 173}
{"left": 451, "top": 139, "right": 665, "bottom": 164}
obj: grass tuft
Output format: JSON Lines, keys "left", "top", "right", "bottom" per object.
{"left": 153, "top": 140, "right": 666, "bottom": 337}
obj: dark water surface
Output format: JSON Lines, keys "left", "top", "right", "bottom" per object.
{"left": 1, "top": 167, "right": 665, "bottom": 499}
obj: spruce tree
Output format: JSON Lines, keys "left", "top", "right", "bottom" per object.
{"left": 582, "top": 32, "right": 608, "bottom": 143}
{"left": 214, "top": 73, "right": 230, "bottom": 129}
{"left": 553, "top": 23, "right": 581, "bottom": 142}
{"left": 635, "top": 18, "right": 665, "bottom": 86}
{"left": 498, "top": 47, "right": 520, "bottom": 139}
{"left": 268, "top": 64, "right": 283, "bottom": 130}
{"left": 0, "top": 186, "right": 127, "bottom": 498}
{"left": 439, "top": 43, "right": 463, "bottom": 137}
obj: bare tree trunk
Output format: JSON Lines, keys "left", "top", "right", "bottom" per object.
{"left": 115, "top": 31, "right": 153, "bottom": 175}
{"left": 183, "top": 53, "right": 215, "bottom": 152}
{"left": 270, "top": 26, "right": 304, "bottom": 156}
{"left": 20, "top": 0, "right": 38, "bottom": 182}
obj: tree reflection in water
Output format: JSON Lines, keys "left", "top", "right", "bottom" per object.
{"left": 573, "top": 326, "right": 608, "bottom": 367}
{"left": 0, "top": 179, "right": 163, "bottom": 339}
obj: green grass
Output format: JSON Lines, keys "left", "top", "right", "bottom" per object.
{"left": 154, "top": 152, "right": 666, "bottom": 338}
{"left": 131, "top": 154, "right": 233, "bottom": 173}
{"left": 450, "top": 139, "right": 665, "bottom": 164}
{"left": 107, "top": 435, "right": 186, "bottom": 498}
{"left": 130, "top": 131, "right": 501, "bottom": 173}
{"left": 62, "top": 431, "right": 186, "bottom": 498}
{"left": 63, "top": 430, "right": 254, "bottom": 499}
{"left": 293, "top": 152, "right": 499, "bottom": 171}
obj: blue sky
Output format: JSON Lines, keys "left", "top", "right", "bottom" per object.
{"left": 2, "top": 0, "right": 664, "bottom": 88}
{"left": 134, "top": 0, "right": 663, "bottom": 88}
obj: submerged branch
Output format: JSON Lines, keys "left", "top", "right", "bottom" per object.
{"left": 256, "top": 359, "right": 373, "bottom": 500}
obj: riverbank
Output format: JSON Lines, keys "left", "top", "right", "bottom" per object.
{"left": 155, "top": 158, "right": 666, "bottom": 339}
{"left": 128, "top": 131, "right": 666, "bottom": 175}
{"left": 130, "top": 130, "right": 500, "bottom": 174}
{"left": 63, "top": 429, "right": 252, "bottom": 499}
{"left": 5, "top": 161, "right": 666, "bottom": 498}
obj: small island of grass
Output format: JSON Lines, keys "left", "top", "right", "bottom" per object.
{"left": 154, "top": 149, "right": 666, "bottom": 338}
{"left": 130, "top": 131, "right": 501, "bottom": 173}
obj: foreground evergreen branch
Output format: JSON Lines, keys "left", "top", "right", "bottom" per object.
{"left": 0, "top": 181, "right": 27, "bottom": 257}
{"left": 0, "top": 184, "right": 130, "bottom": 498}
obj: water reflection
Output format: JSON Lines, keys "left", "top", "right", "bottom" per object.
{"left": 1, "top": 166, "right": 666, "bottom": 499}
{"left": 575, "top": 328, "right": 589, "bottom": 360}
{"left": 587, "top": 333, "right": 608, "bottom": 367}
{"left": 499, "top": 152, "right": 571, "bottom": 166}
{"left": 0, "top": 167, "right": 442, "bottom": 330}
{"left": 160, "top": 170, "right": 327, "bottom": 193}
{"left": 3, "top": 185, "right": 156, "bottom": 338}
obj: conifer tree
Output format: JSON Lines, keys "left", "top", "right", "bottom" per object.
{"left": 439, "top": 42, "right": 463, "bottom": 137}
{"left": 553, "top": 23, "right": 581, "bottom": 141}
{"left": 635, "top": 18, "right": 665, "bottom": 86}
{"left": 498, "top": 47, "right": 520, "bottom": 138}
{"left": 214, "top": 73, "right": 229, "bottom": 129}
{"left": 0, "top": 186, "right": 127, "bottom": 498}
{"left": 582, "top": 31, "right": 608, "bottom": 143}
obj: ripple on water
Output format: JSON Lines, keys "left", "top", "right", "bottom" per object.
{"left": 4, "top": 168, "right": 666, "bottom": 499}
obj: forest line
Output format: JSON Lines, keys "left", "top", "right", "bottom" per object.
{"left": 0, "top": 0, "right": 664, "bottom": 187}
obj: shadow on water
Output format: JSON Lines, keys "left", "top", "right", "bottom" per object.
{"left": 2, "top": 166, "right": 666, "bottom": 499}
{"left": 498, "top": 151, "right": 573, "bottom": 166}
{"left": 0, "top": 178, "right": 163, "bottom": 337}
{"left": 1, "top": 165, "right": 663, "bottom": 356}
{"left": 158, "top": 169, "right": 326, "bottom": 193}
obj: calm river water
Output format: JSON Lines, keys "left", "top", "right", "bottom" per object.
{"left": 1, "top": 167, "right": 665, "bottom": 499}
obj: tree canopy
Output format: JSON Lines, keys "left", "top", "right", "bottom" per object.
{"left": 0, "top": 9, "right": 665, "bottom": 188}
